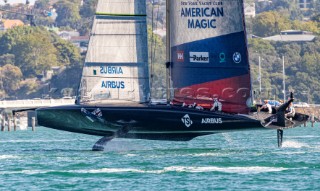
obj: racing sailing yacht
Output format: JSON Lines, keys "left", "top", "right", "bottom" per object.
{"left": 36, "top": 0, "right": 310, "bottom": 151}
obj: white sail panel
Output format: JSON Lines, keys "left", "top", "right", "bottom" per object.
{"left": 80, "top": 77, "right": 148, "bottom": 101}
{"left": 86, "top": 34, "right": 147, "bottom": 63}
{"left": 86, "top": 21, "right": 148, "bottom": 63}
{"left": 78, "top": 0, "right": 149, "bottom": 103}
{"left": 96, "top": 0, "right": 146, "bottom": 15}
{"left": 90, "top": 17, "right": 146, "bottom": 35}
{"left": 170, "top": 0, "right": 244, "bottom": 46}
{"left": 86, "top": 16, "right": 147, "bottom": 63}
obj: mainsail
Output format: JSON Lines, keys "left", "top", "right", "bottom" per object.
{"left": 78, "top": 0, "right": 150, "bottom": 103}
{"left": 170, "top": 0, "right": 252, "bottom": 114}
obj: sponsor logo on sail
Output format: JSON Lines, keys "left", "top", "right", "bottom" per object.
{"left": 233, "top": 52, "right": 241, "bottom": 63}
{"left": 177, "top": 51, "right": 184, "bottom": 62}
{"left": 100, "top": 66, "right": 123, "bottom": 74}
{"left": 219, "top": 52, "right": 226, "bottom": 63}
{"left": 180, "top": 7, "right": 224, "bottom": 29}
{"left": 181, "top": 114, "right": 193, "bottom": 127}
{"left": 189, "top": 52, "right": 209, "bottom": 63}
{"left": 101, "top": 81, "right": 125, "bottom": 89}
{"left": 201, "top": 118, "right": 223, "bottom": 124}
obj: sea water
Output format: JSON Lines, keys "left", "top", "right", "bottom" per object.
{"left": 0, "top": 124, "right": 320, "bottom": 190}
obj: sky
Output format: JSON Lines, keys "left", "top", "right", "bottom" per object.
{"left": 0, "top": 0, "right": 36, "bottom": 5}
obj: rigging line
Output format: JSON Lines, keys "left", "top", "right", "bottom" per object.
{"left": 150, "top": 2, "right": 155, "bottom": 99}
{"left": 150, "top": 3, "right": 161, "bottom": 100}
{"left": 152, "top": 4, "right": 160, "bottom": 77}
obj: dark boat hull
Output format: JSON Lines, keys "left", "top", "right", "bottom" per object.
{"left": 36, "top": 104, "right": 265, "bottom": 141}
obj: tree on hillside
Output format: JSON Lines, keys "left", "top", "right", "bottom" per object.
{"left": 12, "top": 33, "right": 57, "bottom": 77}
{"left": 0, "top": 26, "right": 33, "bottom": 54}
{"left": 248, "top": 38, "right": 276, "bottom": 55}
{"left": 301, "top": 39, "right": 320, "bottom": 55}
{"left": 249, "top": 37, "right": 320, "bottom": 103}
{"left": 270, "top": 0, "right": 291, "bottom": 9}
{"left": 0, "top": 64, "right": 23, "bottom": 97}
{"left": 291, "top": 20, "right": 319, "bottom": 34}
{"left": 78, "top": 0, "right": 97, "bottom": 35}
{"left": 0, "top": 26, "right": 83, "bottom": 77}
{"left": 301, "top": 52, "right": 320, "bottom": 76}
{"left": 34, "top": 0, "right": 50, "bottom": 9}
{"left": 52, "top": 37, "right": 82, "bottom": 68}
{"left": 0, "top": 26, "right": 54, "bottom": 54}
{"left": 49, "top": 67, "right": 82, "bottom": 98}
{"left": 16, "top": 79, "right": 39, "bottom": 98}
{"left": 54, "top": 0, "right": 81, "bottom": 29}
{"left": 0, "top": 54, "right": 15, "bottom": 66}
{"left": 256, "top": 0, "right": 303, "bottom": 20}
{"left": 253, "top": 11, "right": 291, "bottom": 37}
{"left": 271, "top": 0, "right": 302, "bottom": 19}
{"left": 80, "top": 0, "right": 98, "bottom": 18}
{"left": 311, "top": 13, "right": 320, "bottom": 22}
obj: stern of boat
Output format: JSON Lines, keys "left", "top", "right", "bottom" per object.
{"left": 36, "top": 106, "right": 118, "bottom": 136}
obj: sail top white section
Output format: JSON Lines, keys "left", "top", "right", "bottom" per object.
{"left": 85, "top": 16, "right": 147, "bottom": 63}
{"left": 170, "top": 0, "right": 244, "bottom": 46}
{"left": 96, "top": 0, "right": 146, "bottom": 15}
{"left": 78, "top": 0, "right": 149, "bottom": 104}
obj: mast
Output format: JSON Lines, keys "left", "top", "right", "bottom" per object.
{"left": 282, "top": 55, "right": 285, "bottom": 101}
{"left": 165, "top": 0, "right": 171, "bottom": 103}
{"left": 241, "top": 0, "right": 253, "bottom": 108}
{"left": 259, "top": 56, "right": 261, "bottom": 93}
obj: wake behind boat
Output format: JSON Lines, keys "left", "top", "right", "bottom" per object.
{"left": 36, "top": 0, "right": 310, "bottom": 151}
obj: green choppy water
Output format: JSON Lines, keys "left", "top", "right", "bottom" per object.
{"left": 0, "top": 125, "right": 320, "bottom": 190}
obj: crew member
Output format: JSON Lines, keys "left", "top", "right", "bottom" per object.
{"left": 261, "top": 100, "right": 272, "bottom": 114}
{"left": 279, "top": 100, "right": 284, "bottom": 105}
{"left": 285, "top": 102, "right": 295, "bottom": 119}
{"left": 210, "top": 98, "right": 222, "bottom": 112}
